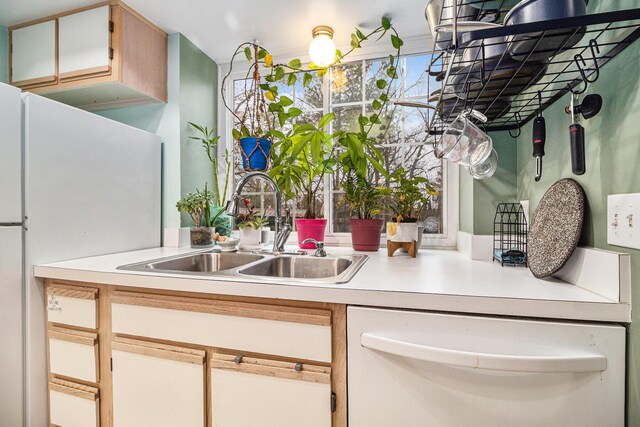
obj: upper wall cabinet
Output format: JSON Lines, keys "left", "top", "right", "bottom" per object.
{"left": 9, "top": 1, "right": 167, "bottom": 110}
{"left": 58, "top": 6, "right": 111, "bottom": 80}
{"left": 10, "top": 20, "right": 57, "bottom": 86}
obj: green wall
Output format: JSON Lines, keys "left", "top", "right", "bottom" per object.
{"left": 96, "top": 34, "right": 218, "bottom": 228}
{"left": 459, "top": 131, "right": 518, "bottom": 234}
{"left": 178, "top": 35, "right": 217, "bottom": 202}
{"left": 0, "top": 26, "right": 8, "bottom": 83}
{"left": 515, "top": 36, "right": 640, "bottom": 424}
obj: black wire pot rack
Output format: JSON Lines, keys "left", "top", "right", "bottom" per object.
{"left": 427, "top": 5, "right": 640, "bottom": 133}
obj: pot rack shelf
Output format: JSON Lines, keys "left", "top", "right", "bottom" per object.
{"left": 429, "top": 6, "right": 640, "bottom": 133}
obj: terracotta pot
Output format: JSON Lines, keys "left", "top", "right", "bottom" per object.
{"left": 349, "top": 219, "right": 384, "bottom": 251}
{"left": 295, "top": 218, "right": 327, "bottom": 249}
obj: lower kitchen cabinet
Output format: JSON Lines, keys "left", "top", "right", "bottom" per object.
{"left": 43, "top": 280, "right": 347, "bottom": 426}
{"left": 211, "top": 353, "right": 333, "bottom": 427}
{"left": 49, "top": 378, "right": 99, "bottom": 427}
{"left": 111, "top": 337, "right": 206, "bottom": 427}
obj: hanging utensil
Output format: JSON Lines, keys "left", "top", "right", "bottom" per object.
{"left": 532, "top": 91, "right": 546, "bottom": 182}
{"left": 393, "top": 101, "right": 436, "bottom": 109}
{"left": 565, "top": 92, "right": 603, "bottom": 175}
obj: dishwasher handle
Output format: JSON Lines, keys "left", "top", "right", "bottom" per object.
{"left": 361, "top": 333, "right": 607, "bottom": 374}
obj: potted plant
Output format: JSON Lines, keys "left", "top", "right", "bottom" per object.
{"left": 188, "top": 122, "right": 233, "bottom": 236}
{"left": 223, "top": 44, "right": 275, "bottom": 171}
{"left": 340, "top": 170, "right": 384, "bottom": 251}
{"left": 176, "top": 184, "right": 216, "bottom": 248}
{"left": 236, "top": 199, "right": 269, "bottom": 249}
{"left": 379, "top": 168, "right": 439, "bottom": 247}
{"left": 269, "top": 113, "right": 339, "bottom": 248}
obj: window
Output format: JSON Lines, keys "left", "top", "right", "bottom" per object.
{"left": 228, "top": 52, "right": 454, "bottom": 244}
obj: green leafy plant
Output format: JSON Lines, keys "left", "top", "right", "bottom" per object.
{"left": 188, "top": 122, "right": 231, "bottom": 208}
{"left": 340, "top": 170, "right": 383, "bottom": 219}
{"left": 176, "top": 184, "right": 215, "bottom": 227}
{"left": 220, "top": 17, "right": 404, "bottom": 219}
{"left": 268, "top": 113, "right": 339, "bottom": 218}
{"left": 237, "top": 199, "right": 270, "bottom": 229}
{"left": 378, "top": 168, "right": 439, "bottom": 222}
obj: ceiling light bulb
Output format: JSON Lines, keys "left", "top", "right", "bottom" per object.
{"left": 309, "top": 26, "right": 336, "bottom": 67}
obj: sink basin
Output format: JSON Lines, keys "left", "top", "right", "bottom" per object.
{"left": 119, "top": 252, "right": 265, "bottom": 273}
{"left": 239, "top": 255, "right": 367, "bottom": 283}
{"left": 118, "top": 250, "right": 368, "bottom": 284}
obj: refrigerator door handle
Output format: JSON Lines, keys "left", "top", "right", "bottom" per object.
{"left": 0, "top": 222, "right": 24, "bottom": 227}
{"left": 361, "top": 333, "right": 607, "bottom": 373}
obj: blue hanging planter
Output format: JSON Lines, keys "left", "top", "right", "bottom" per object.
{"left": 239, "top": 137, "right": 272, "bottom": 171}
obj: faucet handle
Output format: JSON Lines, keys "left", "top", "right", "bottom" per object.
{"left": 301, "top": 238, "right": 326, "bottom": 257}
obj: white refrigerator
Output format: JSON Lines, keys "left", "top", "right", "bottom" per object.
{"left": 0, "top": 82, "right": 162, "bottom": 427}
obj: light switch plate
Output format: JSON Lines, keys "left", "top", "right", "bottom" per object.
{"left": 607, "top": 193, "right": 640, "bottom": 249}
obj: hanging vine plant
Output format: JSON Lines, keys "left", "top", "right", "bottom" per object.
{"left": 221, "top": 16, "right": 404, "bottom": 219}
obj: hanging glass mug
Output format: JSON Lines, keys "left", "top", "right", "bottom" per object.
{"left": 436, "top": 109, "right": 493, "bottom": 167}
{"left": 468, "top": 148, "right": 498, "bottom": 179}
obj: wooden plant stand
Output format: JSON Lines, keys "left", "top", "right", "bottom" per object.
{"left": 387, "top": 240, "right": 417, "bottom": 258}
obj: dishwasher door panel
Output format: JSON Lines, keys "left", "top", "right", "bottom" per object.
{"left": 347, "top": 306, "right": 624, "bottom": 427}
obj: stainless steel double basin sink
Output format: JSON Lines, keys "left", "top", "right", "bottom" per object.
{"left": 118, "top": 251, "right": 368, "bottom": 284}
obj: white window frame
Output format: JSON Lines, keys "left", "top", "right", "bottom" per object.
{"left": 218, "top": 51, "right": 459, "bottom": 249}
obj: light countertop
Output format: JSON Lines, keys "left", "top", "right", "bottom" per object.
{"left": 34, "top": 246, "right": 630, "bottom": 323}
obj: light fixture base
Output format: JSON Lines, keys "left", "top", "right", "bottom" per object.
{"left": 312, "top": 26, "right": 334, "bottom": 39}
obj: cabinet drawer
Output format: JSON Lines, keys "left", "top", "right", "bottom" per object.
{"left": 111, "top": 292, "right": 332, "bottom": 362}
{"left": 47, "top": 284, "right": 98, "bottom": 329}
{"left": 49, "top": 326, "right": 99, "bottom": 382}
{"left": 49, "top": 378, "right": 99, "bottom": 427}
{"left": 111, "top": 337, "right": 205, "bottom": 427}
{"left": 211, "top": 353, "right": 332, "bottom": 427}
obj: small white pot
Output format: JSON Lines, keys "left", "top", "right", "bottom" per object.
{"left": 386, "top": 222, "right": 418, "bottom": 243}
{"left": 261, "top": 227, "right": 271, "bottom": 244}
{"left": 238, "top": 227, "right": 261, "bottom": 249}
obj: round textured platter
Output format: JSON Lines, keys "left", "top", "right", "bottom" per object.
{"left": 528, "top": 178, "right": 585, "bottom": 279}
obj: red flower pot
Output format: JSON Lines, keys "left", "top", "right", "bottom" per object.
{"left": 295, "top": 218, "right": 327, "bottom": 249}
{"left": 349, "top": 218, "right": 384, "bottom": 251}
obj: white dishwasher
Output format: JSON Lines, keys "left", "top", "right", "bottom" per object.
{"left": 347, "top": 307, "right": 625, "bottom": 427}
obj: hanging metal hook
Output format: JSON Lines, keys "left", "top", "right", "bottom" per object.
{"left": 572, "top": 39, "right": 601, "bottom": 95}
{"left": 427, "top": 51, "right": 444, "bottom": 77}
{"left": 508, "top": 112, "right": 522, "bottom": 138}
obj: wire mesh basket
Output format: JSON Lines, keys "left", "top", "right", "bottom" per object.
{"left": 493, "top": 203, "right": 528, "bottom": 267}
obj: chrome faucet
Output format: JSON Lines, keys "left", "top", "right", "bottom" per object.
{"left": 225, "top": 171, "right": 291, "bottom": 253}
{"left": 302, "top": 238, "right": 326, "bottom": 257}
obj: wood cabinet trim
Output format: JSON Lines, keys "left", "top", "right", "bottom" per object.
{"left": 111, "top": 291, "right": 332, "bottom": 326}
{"left": 59, "top": 65, "right": 112, "bottom": 82}
{"left": 211, "top": 353, "right": 331, "bottom": 384}
{"left": 49, "top": 325, "right": 98, "bottom": 346}
{"left": 11, "top": 75, "right": 57, "bottom": 87}
{"left": 47, "top": 284, "right": 98, "bottom": 300}
{"left": 9, "top": 2, "right": 111, "bottom": 30}
{"left": 112, "top": 336, "right": 205, "bottom": 365}
{"left": 50, "top": 378, "right": 99, "bottom": 401}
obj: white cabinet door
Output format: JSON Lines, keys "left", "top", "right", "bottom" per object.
{"left": 11, "top": 20, "right": 56, "bottom": 85}
{"left": 211, "top": 354, "right": 332, "bottom": 427}
{"left": 58, "top": 6, "right": 111, "bottom": 79}
{"left": 0, "top": 82, "right": 22, "bottom": 222}
{"left": 111, "top": 337, "right": 205, "bottom": 427}
{"left": 348, "top": 307, "right": 625, "bottom": 427}
{"left": 49, "top": 378, "right": 99, "bottom": 427}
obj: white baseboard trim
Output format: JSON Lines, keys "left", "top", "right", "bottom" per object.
{"left": 457, "top": 231, "right": 493, "bottom": 261}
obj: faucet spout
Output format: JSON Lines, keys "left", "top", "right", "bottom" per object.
{"left": 226, "top": 172, "right": 286, "bottom": 252}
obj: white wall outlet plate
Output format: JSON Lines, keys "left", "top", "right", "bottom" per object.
{"left": 607, "top": 194, "right": 640, "bottom": 249}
